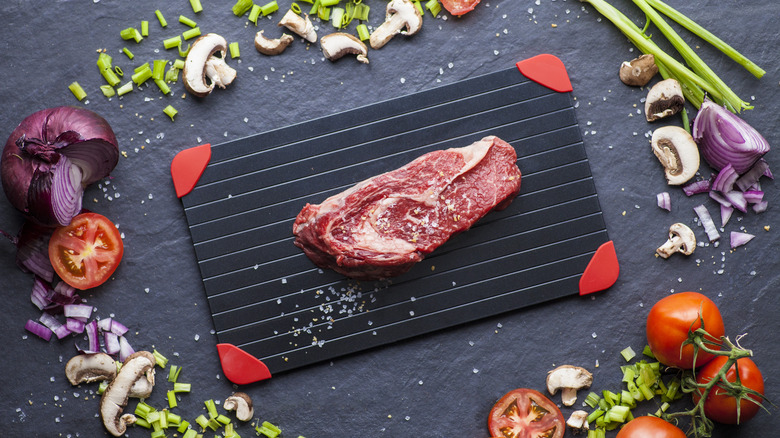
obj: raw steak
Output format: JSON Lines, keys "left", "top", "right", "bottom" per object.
{"left": 292, "top": 135, "right": 522, "bottom": 280}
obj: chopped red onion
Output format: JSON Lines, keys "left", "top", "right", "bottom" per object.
{"left": 682, "top": 179, "right": 711, "bottom": 196}
{"left": 104, "top": 332, "right": 120, "bottom": 355}
{"left": 656, "top": 192, "right": 671, "bottom": 211}
{"left": 66, "top": 317, "right": 86, "bottom": 334}
{"left": 720, "top": 205, "right": 734, "bottom": 227}
{"left": 97, "top": 317, "right": 113, "bottom": 332}
{"left": 752, "top": 201, "right": 768, "bottom": 213}
{"left": 38, "top": 313, "right": 71, "bottom": 340}
{"left": 711, "top": 164, "right": 738, "bottom": 193}
{"left": 63, "top": 303, "right": 93, "bottom": 321}
{"left": 736, "top": 159, "right": 771, "bottom": 191}
{"left": 694, "top": 204, "right": 720, "bottom": 242}
{"left": 118, "top": 336, "right": 135, "bottom": 362}
{"left": 25, "top": 319, "right": 52, "bottom": 341}
{"left": 730, "top": 231, "right": 755, "bottom": 249}
{"left": 723, "top": 191, "right": 748, "bottom": 213}
{"left": 80, "top": 320, "right": 100, "bottom": 354}
{"left": 708, "top": 190, "right": 732, "bottom": 208}
{"left": 110, "top": 319, "right": 129, "bottom": 336}
{"left": 743, "top": 190, "right": 764, "bottom": 204}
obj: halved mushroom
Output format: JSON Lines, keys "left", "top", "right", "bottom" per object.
{"left": 369, "top": 0, "right": 423, "bottom": 50}
{"left": 566, "top": 410, "right": 590, "bottom": 434}
{"left": 619, "top": 54, "right": 658, "bottom": 87}
{"left": 100, "top": 351, "right": 156, "bottom": 437}
{"left": 651, "top": 126, "right": 700, "bottom": 185}
{"left": 645, "top": 78, "right": 685, "bottom": 122}
{"left": 65, "top": 353, "right": 117, "bottom": 386}
{"left": 546, "top": 365, "right": 593, "bottom": 406}
{"left": 255, "top": 30, "right": 294, "bottom": 55}
{"left": 183, "top": 33, "right": 237, "bottom": 97}
{"left": 657, "top": 223, "right": 696, "bottom": 258}
{"left": 224, "top": 392, "right": 254, "bottom": 422}
{"left": 321, "top": 33, "right": 369, "bottom": 64}
{"left": 278, "top": 10, "right": 317, "bottom": 43}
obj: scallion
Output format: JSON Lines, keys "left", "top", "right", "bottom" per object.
{"left": 177, "top": 420, "right": 191, "bottom": 433}
{"left": 232, "top": 0, "right": 254, "bottom": 16}
{"left": 309, "top": 0, "right": 321, "bottom": 15}
{"left": 620, "top": 346, "right": 636, "bottom": 362}
{"left": 155, "top": 79, "right": 171, "bottom": 94}
{"left": 205, "top": 399, "right": 218, "bottom": 418}
{"left": 163, "top": 105, "right": 178, "bottom": 121}
{"left": 179, "top": 15, "right": 198, "bottom": 28}
{"left": 183, "top": 27, "right": 201, "bottom": 40}
{"left": 167, "top": 412, "right": 182, "bottom": 426}
{"left": 356, "top": 23, "right": 369, "bottom": 41}
{"left": 331, "top": 7, "right": 345, "bottom": 28}
{"left": 249, "top": 4, "right": 262, "bottom": 23}
{"left": 229, "top": 42, "right": 240, "bottom": 59}
{"left": 152, "top": 60, "right": 167, "bottom": 80}
{"left": 260, "top": 0, "right": 279, "bottom": 15}
{"left": 291, "top": 2, "right": 302, "bottom": 14}
{"left": 320, "top": 0, "right": 339, "bottom": 6}
{"left": 318, "top": 6, "right": 330, "bottom": 20}
{"left": 194, "top": 414, "right": 209, "bottom": 429}
{"left": 425, "top": 0, "right": 441, "bottom": 17}
{"left": 172, "top": 59, "right": 185, "bottom": 70}
{"left": 163, "top": 35, "right": 182, "bottom": 49}
{"left": 190, "top": 0, "right": 204, "bottom": 13}
{"left": 178, "top": 41, "right": 191, "bottom": 57}
{"left": 100, "top": 85, "right": 116, "bottom": 97}
{"left": 153, "top": 349, "right": 168, "bottom": 368}
{"left": 155, "top": 9, "right": 168, "bottom": 27}
{"left": 167, "top": 390, "right": 178, "bottom": 408}
{"left": 141, "top": 20, "right": 149, "bottom": 37}
{"left": 68, "top": 81, "right": 87, "bottom": 101}
{"left": 256, "top": 421, "right": 282, "bottom": 438}
{"left": 216, "top": 414, "right": 232, "bottom": 425}
{"left": 120, "top": 27, "right": 143, "bottom": 43}
{"left": 174, "top": 382, "right": 191, "bottom": 392}
{"left": 182, "top": 429, "right": 197, "bottom": 438}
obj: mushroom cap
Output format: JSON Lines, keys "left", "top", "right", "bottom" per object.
{"left": 645, "top": 78, "right": 685, "bottom": 122}
{"left": 657, "top": 222, "right": 696, "bottom": 258}
{"left": 65, "top": 353, "right": 117, "bottom": 386}
{"left": 183, "top": 33, "right": 230, "bottom": 97}
{"left": 619, "top": 54, "right": 658, "bottom": 87}
{"left": 224, "top": 392, "right": 254, "bottom": 422}
{"left": 321, "top": 33, "right": 369, "bottom": 64}
{"left": 651, "top": 125, "right": 700, "bottom": 185}
{"left": 546, "top": 365, "right": 593, "bottom": 406}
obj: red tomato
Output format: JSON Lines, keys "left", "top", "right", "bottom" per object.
{"left": 48, "top": 212, "right": 124, "bottom": 290}
{"left": 646, "top": 292, "right": 725, "bottom": 369}
{"left": 441, "top": 0, "right": 481, "bottom": 16}
{"left": 616, "top": 416, "right": 687, "bottom": 438}
{"left": 693, "top": 356, "right": 765, "bottom": 424}
{"left": 488, "top": 388, "right": 564, "bottom": 438}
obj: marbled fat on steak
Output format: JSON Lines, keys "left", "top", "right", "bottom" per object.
{"left": 292, "top": 135, "right": 522, "bottom": 280}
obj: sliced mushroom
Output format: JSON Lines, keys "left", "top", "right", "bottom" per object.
{"left": 100, "top": 351, "right": 156, "bottom": 437}
{"left": 619, "top": 54, "right": 658, "bottom": 87}
{"left": 369, "top": 0, "right": 423, "bottom": 50}
{"left": 657, "top": 223, "right": 696, "bottom": 258}
{"left": 224, "top": 392, "right": 254, "bottom": 422}
{"left": 278, "top": 10, "right": 317, "bottom": 43}
{"left": 566, "top": 410, "right": 590, "bottom": 434}
{"left": 65, "top": 353, "right": 117, "bottom": 386}
{"left": 183, "top": 33, "right": 237, "bottom": 97}
{"left": 651, "top": 126, "right": 700, "bottom": 185}
{"left": 546, "top": 365, "right": 593, "bottom": 406}
{"left": 321, "top": 33, "right": 369, "bottom": 64}
{"left": 645, "top": 78, "right": 685, "bottom": 122}
{"left": 255, "top": 30, "right": 294, "bottom": 55}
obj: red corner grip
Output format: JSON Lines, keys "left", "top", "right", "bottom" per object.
{"left": 217, "top": 343, "right": 272, "bottom": 385}
{"left": 516, "top": 54, "right": 573, "bottom": 93}
{"left": 171, "top": 143, "right": 211, "bottom": 198}
{"left": 579, "top": 241, "right": 619, "bottom": 295}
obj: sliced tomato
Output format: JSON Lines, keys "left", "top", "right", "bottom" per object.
{"left": 488, "top": 388, "right": 565, "bottom": 438}
{"left": 441, "top": 0, "right": 481, "bottom": 16}
{"left": 48, "top": 212, "right": 124, "bottom": 290}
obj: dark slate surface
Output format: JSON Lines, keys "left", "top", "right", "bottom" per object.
{"left": 0, "top": 1, "right": 777, "bottom": 437}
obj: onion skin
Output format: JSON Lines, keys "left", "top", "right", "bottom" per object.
{"left": 692, "top": 99, "right": 770, "bottom": 174}
{"left": 1, "top": 107, "right": 119, "bottom": 227}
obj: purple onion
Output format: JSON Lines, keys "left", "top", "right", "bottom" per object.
{"left": 693, "top": 99, "right": 770, "bottom": 174}
{"left": 25, "top": 319, "right": 52, "bottom": 341}
{"left": 730, "top": 231, "right": 755, "bottom": 249}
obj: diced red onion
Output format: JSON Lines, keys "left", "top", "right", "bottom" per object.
{"left": 708, "top": 191, "right": 731, "bottom": 208}
{"left": 38, "top": 313, "right": 71, "bottom": 340}
{"left": 656, "top": 192, "right": 671, "bottom": 211}
{"left": 25, "top": 319, "right": 52, "bottom": 341}
{"left": 118, "top": 336, "right": 135, "bottom": 362}
{"left": 66, "top": 317, "right": 86, "bottom": 334}
{"left": 752, "top": 201, "right": 768, "bottom": 213}
{"left": 730, "top": 231, "right": 755, "bottom": 249}
{"left": 104, "top": 332, "right": 120, "bottom": 355}
{"left": 743, "top": 190, "right": 764, "bottom": 204}
{"left": 723, "top": 191, "right": 748, "bottom": 213}
{"left": 79, "top": 320, "right": 100, "bottom": 354}
{"left": 682, "top": 179, "right": 711, "bottom": 196}
{"left": 720, "top": 205, "right": 734, "bottom": 227}
{"left": 711, "top": 164, "right": 738, "bottom": 193}
{"left": 63, "top": 303, "right": 93, "bottom": 321}
{"left": 30, "top": 277, "right": 52, "bottom": 310}
{"left": 694, "top": 204, "right": 720, "bottom": 242}
{"left": 97, "top": 317, "right": 113, "bottom": 332}
{"left": 735, "top": 159, "right": 771, "bottom": 192}
{"left": 109, "top": 319, "right": 129, "bottom": 336}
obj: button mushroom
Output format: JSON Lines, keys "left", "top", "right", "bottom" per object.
{"left": 183, "top": 33, "right": 237, "bottom": 97}
{"left": 566, "top": 410, "right": 590, "bottom": 434}
{"left": 255, "top": 30, "right": 294, "bottom": 56}
{"left": 369, "top": 0, "right": 423, "bottom": 50}
{"left": 65, "top": 353, "right": 117, "bottom": 386}
{"left": 657, "top": 223, "right": 696, "bottom": 258}
{"left": 278, "top": 10, "right": 317, "bottom": 43}
{"left": 546, "top": 365, "right": 593, "bottom": 406}
{"left": 100, "top": 351, "right": 156, "bottom": 437}
{"left": 321, "top": 33, "right": 369, "bottom": 64}
{"left": 651, "top": 125, "right": 700, "bottom": 186}
{"left": 645, "top": 78, "right": 685, "bottom": 122}
{"left": 224, "top": 392, "right": 254, "bottom": 422}
{"left": 619, "top": 54, "right": 658, "bottom": 87}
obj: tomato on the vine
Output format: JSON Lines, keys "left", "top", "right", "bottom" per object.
{"left": 441, "top": 0, "right": 481, "bottom": 16}
{"left": 693, "top": 356, "right": 765, "bottom": 424}
{"left": 487, "top": 388, "right": 564, "bottom": 438}
{"left": 646, "top": 292, "right": 725, "bottom": 369}
{"left": 616, "top": 416, "right": 686, "bottom": 438}
{"left": 48, "top": 212, "right": 124, "bottom": 290}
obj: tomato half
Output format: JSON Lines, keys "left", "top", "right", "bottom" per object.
{"left": 488, "top": 388, "right": 564, "bottom": 438}
{"left": 441, "top": 0, "right": 481, "bottom": 16}
{"left": 616, "top": 416, "right": 687, "bottom": 438}
{"left": 646, "top": 292, "right": 725, "bottom": 369}
{"left": 48, "top": 212, "right": 124, "bottom": 290}
{"left": 693, "top": 356, "right": 765, "bottom": 424}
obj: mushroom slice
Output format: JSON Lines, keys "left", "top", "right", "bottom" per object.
{"left": 100, "top": 351, "right": 156, "bottom": 437}
{"left": 657, "top": 223, "right": 696, "bottom": 258}
{"left": 65, "top": 353, "right": 117, "bottom": 386}
{"left": 255, "top": 30, "right": 294, "bottom": 55}
{"left": 224, "top": 392, "right": 254, "bottom": 422}
{"left": 546, "top": 365, "right": 593, "bottom": 406}
{"left": 369, "top": 0, "right": 423, "bottom": 49}
{"left": 278, "top": 10, "right": 317, "bottom": 43}
{"left": 321, "top": 33, "right": 369, "bottom": 64}
{"left": 651, "top": 126, "right": 700, "bottom": 185}
{"left": 645, "top": 78, "right": 685, "bottom": 122}
{"left": 619, "top": 54, "right": 658, "bottom": 87}
{"left": 183, "top": 33, "right": 237, "bottom": 97}
{"left": 566, "top": 410, "right": 590, "bottom": 434}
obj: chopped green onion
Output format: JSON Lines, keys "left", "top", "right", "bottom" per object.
{"left": 100, "top": 85, "right": 116, "bottom": 97}
{"left": 232, "top": 0, "right": 254, "bottom": 16}
{"left": 353, "top": 3, "right": 369, "bottom": 21}
{"left": 249, "top": 4, "right": 262, "bottom": 23}
{"left": 117, "top": 81, "right": 133, "bottom": 96}
{"left": 356, "top": 23, "right": 369, "bottom": 41}
{"left": 194, "top": 414, "right": 209, "bottom": 429}
{"left": 413, "top": 0, "right": 424, "bottom": 16}
{"left": 190, "top": 0, "right": 204, "bottom": 13}
{"left": 164, "top": 35, "right": 183, "bottom": 49}
{"left": 167, "top": 412, "right": 181, "bottom": 426}
{"left": 172, "top": 59, "right": 186, "bottom": 70}
{"left": 331, "top": 7, "right": 344, "bottom": 28}
{"left": 229, "top": 42, "right": 240, "bottom": 58}
{"left": 256, "top": 421, "right": 282, "bottom": 438}
{"left": 120, "top": 27, "right": 143, "bottom": 43}
{"left": 320, "top": 0, "right": 339, "bottom": 6}
{"left": 584, "top": 391, "right": 601, "bottom": 408}
{"left": 152, "top": 60, "right": 167, "bottom": 80}
{"left": 134, "top": 417, "right": 151, "bottom": 429}
{"left": 620, "top": 346, "right": 636, "bottom": 362}
{"left": 98, "top": 380, "right": 109, "bottom": 394}
{"left": 155, "top": 9, "right": 168, "bottom": 27}
{"left": 155, "top": 79, "right": 171, "bottom": 94}
{"left": 179, "top": 15, "right": 198, "bottom": 28}
{"left": 317, "top": 6, "right": 330, "bottom": 20}
{"left": 114, "top": 65, "right": 124, "bottom": 77}
{"left": 207, "top": 417, "right": 221, "bottom": 431}
{"left": 183, "top": 27, "right": 201, "bottom": 40}
{"left": 97, "top": 53, "right": 121, "bottom": 86}
{"left": 178, "top": 41, "right": 191, "bottom": 57}
{"left": 425, "top": 0, "right": 441, "bottom": 17}
{"left": 291, "top": 2, "right": 302, "bottom": 14}
{"left": 167, "top": 390, "right": 178, "bottom": 408}
{"left": 133, "top": 62, "right": 150, "bottom": 74}
{"left": 177, "top": 420, "right": 191, "bottom": 433}
{"left": 216, "top": 414, "right": 232, "bottom": 425}
{"left": 119, "top": 47, "right": 133, "bottom": 60}
{"left": 131, "top": 66, "right": 153, "bottom": 85}
{"left": 159, "top": 410, "right": 169, "bottom": 429}
{"left": 182, "top": 429, "right": 197, "bottom": 438}
{"left": 205, "top": 399, "right": 218, "bottom": 418}
{"left": 68, "top": 81, "right": 87, "bottom": 101}
{"left": 153, "top": 349, "right": 168, "bottom": 368}
{"left": 260, "top": 0, "right": 279, "bottom": 15}
{"left": 587, "top": 408, "right": 605, "bottom": 424}
{"left": 141, "top": 20, "right": 149, "bottom": 37}
{"left": 309, "top": 0, "right": 321, "bottom": 15}
{"left": 606, "top": 405, "right": 631, "bottom": 423}
{"left": 173, "top": 382, "right": 191, "bottom": 392}
{"left": 165, "top": 66, "right": 180, "bottom": 82}
{"left": 163, "top": 105, "right": 178, "bottom": 121}
{"left": 167, "top": 364, "right": 181, "bottom": 382}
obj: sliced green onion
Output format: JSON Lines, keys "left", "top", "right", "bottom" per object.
{"left": 182, "top": 429, "right": 197, "bottom": 438}
{"left": 163, "top": 105, "right": 178, "bottom": 121}
{"left": 178, "top": 41, "right": 191, "bottom": 57}
{"left": 216, "top": 414, "right": 232, "bottom": 425}
{"left": 100, "top": 85, "right": 116, "bottom": 97}
{"left": 256, "top": 421, "right": 282, "bottom": 438}
{"left": 173, "top": 382, "right": 191, "bottom": 392}
{"left": 205, "top": 399, "right": 218, "bottom": 418}
{"left": 141, "top": 20, "right": 149, "bottom": 37}
{"left": 353, "top": 3, "right": 369, "bottom": 21}
{"left": 620, "top": 346, "right": 636, "bottom": 362}
{"left": 606, "top": 405, "right": 631, "bottom": 423}
{"left": 97, "top": 53, "right": 121, "bottom": 86}
{"left": 317, "top": 6, "right": 330, "bottom": 20}
{"left": 119, "top": 47, "right": 133, "bottom": 60}
{"left": 165, "top": 67, "right": 179, "bottom": 82}
{"left": 425, "top": 0, "right": 441, "bottom": 17}
{"left": 134, "top": 401, "right": 155, "bottom": 420}
{"left": 261, "top": 0, "right": 279, "bottom": 15}
{"left": 120, "top": 27, "right": 143, "bottom": 43}
{"left": 320, "top": 0, "right": 339, "bottom": 6}
{"left": 291, "top": 2, "right": 302, "bottom": 14}
{"left": 249, "top": 4, "right": 262, "bottom": 23}
{"left": 134, "top": 417, "right": 151, "bottom": 429}
{"left": 167, "top": 364, "right": 181, "bottom": 382}
{"left": 155, "top": 9, "right": 168, "bottom": 27}
{"left": 155, "top": 78, "right": 171, "bottom": 94}
{"left": 131, "top": 66, "right": 153, "bottom": 85}
{"left": 167, "top": 412, "right": 182, "bottom": 426}
{"left": 114, "top": 65, "right": 124, "bottom": 77}
{"left": 194, "top": 414, "right": 209, "bottom": 429}
{"left": 584, "top": 391, "right": 601, "bottom": 408}
{"left": 183, "top": 27, "right": 201, "bottom": 40}
{"left": 172, "top": 59, "right": 186, "bottom": 70}
{"left": 167, "top": 390, "right": 178, "bottom": 408}
{"left": 179, "top": 15, "right": 198, "bottom": 28}
{"left": 164, "top": 35, "right": 183, "bottom": 49}
{"left": 153, "top": 349, "right": 168, "bottom": 368}
{"left": 587, "top": 408, "right": 605, "bottom": 424}
{"left": 159, "top": 410, "right": 169, "bottom": 429}
{"left": 331, "top": 7, "right": 344, "bottom": 28}
{"left": 117, "top": 81, "right": 133, "bottom": 96}
{"left": 68, "top": 81, "right": 87, "bottom": 101}
{"left": 229, "top": 42, "right": 240, "bottom": 58}
{"left": 309, "top": 0, "right": 321, "bottom": 15}
{"left": 190, "top": 0, "right": 204, "bottom": 13}
{"left": 133, "top": 62, "right": 150, "bottom": 74}
{"left": 232, "top": 0, "right": 254, "bottom": 16}
{"left": 152, "top": 60, "right": 167, "bottom": 80}
{"left": 98, "top": 380, "right": 109, "bottom": 394}
{"left": 356, "top": 23, "right": 369, "bottom": 41}
{"left": 177, "top": 420, "right": 191, "bottom": 433}
{"left": 413, "top": 0, "right": 424, "bottom": 16}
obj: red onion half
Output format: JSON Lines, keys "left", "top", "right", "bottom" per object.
{"left": 692, "top": 99, "right": 770, "bottom": 174}
{"left": 1, "top": 107, "right": 119, "bottom": 227}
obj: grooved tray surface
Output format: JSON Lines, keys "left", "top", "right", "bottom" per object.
{"left": 181, "top": 67, "right": 609, "bottom": 375}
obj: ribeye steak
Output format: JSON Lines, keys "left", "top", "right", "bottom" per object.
{"left": 292, "top": 135, "right": 522, "bottom": 280}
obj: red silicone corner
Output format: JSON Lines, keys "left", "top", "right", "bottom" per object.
{"left": 516, "top": 54, "right": 573, "bottom": 93}
{"left": 579, "top": 240, "right": 619, "bottom": 295}
{"left": 217, "top": 343, "right": 272, "bottom": 385}
{"left": 171, "top": 143, "right": 211, "bottom": 198}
